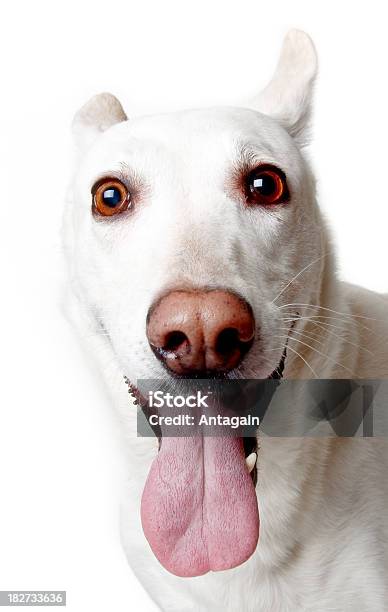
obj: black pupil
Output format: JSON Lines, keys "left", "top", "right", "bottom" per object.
{"left": 252, "top": 172, "right": 276, "bottom": 196}
{"left": 102, "top": 187, "right": 122, "bottom": 208}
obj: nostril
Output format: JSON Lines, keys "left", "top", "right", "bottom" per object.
{"left": 215, "top": 327, "right": 254, "bottom": 359}
{"left": 150, "top": 330, "right": 191, "bottom": 363}
{"left": 215, "top": 328, "right": 241, "bottom": 356}
{"left": 163, "top": 331, "right": 189, "bottom": 353}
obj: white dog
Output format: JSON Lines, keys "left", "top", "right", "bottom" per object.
{"left": 64, "top": 30, "right": 388, "bottom": 611}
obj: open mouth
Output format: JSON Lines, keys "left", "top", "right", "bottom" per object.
{"left": 124, "top": 343, "right": 288, "bottom": 577}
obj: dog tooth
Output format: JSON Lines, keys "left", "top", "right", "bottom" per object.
{"left": 245, "top": 452, "right": 257, "bottom": 473}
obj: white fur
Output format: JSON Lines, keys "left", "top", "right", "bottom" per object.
{"left": 63, "top": 30, "right": 388, "bottom": 611}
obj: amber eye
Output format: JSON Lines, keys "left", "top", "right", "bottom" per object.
{"left": 92, "top": 178, "right": 131, "bottom": 217}
{"left": 246, "top": 165, "right": 289, "bottom": 206}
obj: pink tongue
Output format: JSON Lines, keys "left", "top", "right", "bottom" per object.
{"left": 141, "top": 436, "right": 260, "bottom": 577}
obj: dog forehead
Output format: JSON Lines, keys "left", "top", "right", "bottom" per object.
{"left": 88, "top": 106, "right": 290, "bottom": 167}
{"left": 121, "top": 106, "right": 276, "bottom": 140}
{"left": 74, "top": 106, "right": 301, "bottom": 196}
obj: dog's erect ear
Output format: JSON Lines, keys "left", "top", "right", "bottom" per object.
{"left": 251, "top": 30, "right": 317, "bottom": 146}
{"left": 72, "top": 93, "right": 127, "bottom": 151}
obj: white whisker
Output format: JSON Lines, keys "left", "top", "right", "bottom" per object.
{"left": 278, "top": 302, "right": 379, "bottom": 321}
{"left": 264, "top": 345, "right": 319, "bottom": 378}
{"left": 280, "top": 326, "right": 326, "bottom": 347}
{"left": 281, "top": 312, "right": 359, "bottom": 325}
{"left": 281, "top": 317, "right": 350, "bottom": 332}
{"left": 271, "top": 252, "right": 331, "bottom": 305}
{"left": 281, "top": 314, "right": 375, "bottom": 336}
{"left": 284, "top": 320, "right": 373, "bottom": 356}
{"left": 274, "top": 334, "right": 355, "bottom": 376}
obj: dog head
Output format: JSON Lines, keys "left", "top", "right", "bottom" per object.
{"left": 68, "top": 30, "right": 323, "bottom": 385}
{"left": 66, "top": 30, "right": 327, "bottom": 577}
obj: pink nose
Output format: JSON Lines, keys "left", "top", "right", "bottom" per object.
{"left": 146, "top": 290, "right": 255, "bottom": 376}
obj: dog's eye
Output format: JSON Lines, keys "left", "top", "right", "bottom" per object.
{"left": 246, "top": 165, "right": 289, "bottom": 206}
{"left": 92, "top": 178, "right": 131, "bottom": 217}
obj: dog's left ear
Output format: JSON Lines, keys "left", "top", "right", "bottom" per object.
{"left": 251, "top": 30, "right": 318, "bottom": 147}
{"left": 72, "top": 92, "right": 127, "bottom": 151}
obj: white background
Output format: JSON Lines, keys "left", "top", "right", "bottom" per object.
{"left": 1, "top": 1, "right": 387, "bottom": 611}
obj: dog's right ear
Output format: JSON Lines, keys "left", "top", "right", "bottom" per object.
{"left": 251, "top": 30, "right": 318, "bottom": 147}
{"left": 72, "top": 93, "right": 127, "bottom": 151}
